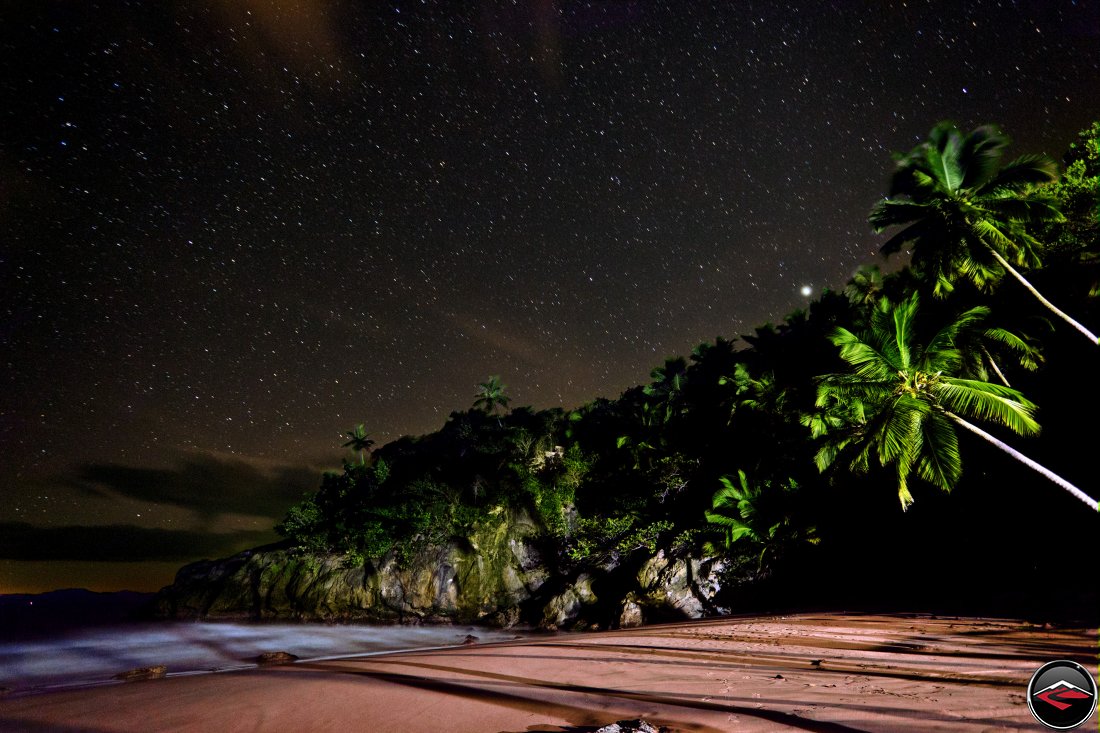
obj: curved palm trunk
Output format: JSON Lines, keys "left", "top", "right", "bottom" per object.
{"left": 987, "top": 248, "right": 1100, "bottom": 345}
{"left": 946, "top": 412, "right": 1098, "bottom": 511}
{"left": 980, "top": 346, "right": 1011, "bottom": 387}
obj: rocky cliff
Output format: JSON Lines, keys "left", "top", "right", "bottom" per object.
{"left": 155, "top": 511, "right": 729, "bottom": 629}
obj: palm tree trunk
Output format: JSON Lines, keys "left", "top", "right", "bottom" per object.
{"left": 946, "top": 412, "right": 1098, "bottom": 511}
{"left": 986, "top": 248, "right": 1100, "bottom": 345}
{"left": 981, "top": 346, "right": 1011, "bottom": 387}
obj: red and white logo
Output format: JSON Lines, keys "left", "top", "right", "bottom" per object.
{"left": 1027, "top": 661, "right": 1098, "bottom": 730}
{"left": 1034, "top": 680, "right": 1093, "bottom": 712}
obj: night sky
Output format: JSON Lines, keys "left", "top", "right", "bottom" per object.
{"left": 2, "top": 1, "right": 1098, "bottom": 593}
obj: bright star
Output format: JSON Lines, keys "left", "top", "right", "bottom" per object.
{"left": 800, "top": 285, "right": 813, "bottom": 297}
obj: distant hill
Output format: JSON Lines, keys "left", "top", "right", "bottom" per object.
{"left": 0, "top": 589, "right": 155, "bottom": 639}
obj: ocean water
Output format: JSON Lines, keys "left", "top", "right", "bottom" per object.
{"left": 0, "top": 621, "right": 523, "bottom": 695}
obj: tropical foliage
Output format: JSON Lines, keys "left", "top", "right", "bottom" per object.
{"left": 705, "top": 470, "right": 818, "bottom": 571}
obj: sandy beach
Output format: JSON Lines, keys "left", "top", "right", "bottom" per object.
{"left": 1, "top": 612, "right": 1094, "bottom": 732}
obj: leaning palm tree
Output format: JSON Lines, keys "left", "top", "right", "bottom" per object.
{"left": 341, "top": 424, "right": 374, "bottom": 465}
{"left": 473, "top": 375, "right": 511, "bottom": 415}
{"left": 870, "top": 121, "right": 1099, "bottom": 345}
{"left": 812, "top": 294, "right": 1097, "bottom": 511}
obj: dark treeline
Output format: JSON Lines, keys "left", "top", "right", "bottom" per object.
{"left": 278, "top": 121, "right": 1099, "bottom": 622}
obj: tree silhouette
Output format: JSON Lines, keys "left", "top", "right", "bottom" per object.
{"left": 341, "top": 424, "right": 374, "bottom": 465}
{"left": 845, "top": 264, "right": 885, "bottom": 307}
{"left": 473, "top": 376, "right": 511, "bottom": 415}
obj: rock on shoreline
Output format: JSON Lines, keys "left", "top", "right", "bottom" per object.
{"left": 153, "top": 511, "right": 727, "bottom": 630}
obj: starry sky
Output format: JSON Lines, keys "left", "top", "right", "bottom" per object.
{"left": 2, "top": 0, "right": 1098, "bottom": 593}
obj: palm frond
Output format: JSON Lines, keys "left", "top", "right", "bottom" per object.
{"left": 978, "top": 154, "right": 1058, "bottom": 194}
{"left": 969, "top": 218, "right": 1022, "bottom": 257}
{"left": 935, "top": 378, "right": 1040, "bottom": 436}
{"left": 713, "top": 473, "right": 747, "bottom": 504}
{"left": 704, "top": 511, "right": 757, "bottom": 544}
{"left": 869, "top": 199, "right": 929, "bottom": 231}
{"left": 895, "top": 468, "right": 915, "bottom": 510}
{"left": 916, "top": 410, "right": 962, "bottom": 491}
{"left": 927, "top": 121, "right": 957, "bottom": 152}
{"left": 984, "top": 196, "right": 1065, "bottom": 226}
{"left": 873, "top": 394, "right": 927, "bottom": 469}
{"left": 958, "top": 124, "right": 1009, "bottom": 189}
{"left": 889, "top": 296, "right": 918, "bottom": 370}
{"left": 878, "top": 220, "right": 928, "bottom": 255}
{"left": 814, "top": 442, "right": 841, "bottom": 472}
{"left": 923, "top": 304, "right": 989, "bottom": 367}
{"left": 815, "top": 377, "right": 894, "bottom": 406}
{"left": 982, "top": 327, "right": 1042, "bottom": 370}
{"left": 829, "top": 327, "right": 901, "bottom": 378}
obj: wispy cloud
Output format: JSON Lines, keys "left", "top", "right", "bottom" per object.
{"left": 0, "top": 522, "right": 276, "bottom": 562}
{"left": 70, "top": 453, "right": 318, "bottom": 522}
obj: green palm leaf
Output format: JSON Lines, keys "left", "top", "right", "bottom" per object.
{"left": 935, "top": 378, "right": 1040, "bottom": 435}
{"left": 916, "top": 410, "right": 961, "bottom": 491}
{"left": 869, "top": 199, "right": 928, "bottom": 231}
{"left": 979, "top": 154, "right": 1058, "bottom": 194}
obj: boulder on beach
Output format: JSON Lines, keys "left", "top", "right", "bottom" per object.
{"left": 255, "top": 652, "right": 299, "bottom": 665}
{"left": 113, "top": 666, "right": 167, "bottom": 682}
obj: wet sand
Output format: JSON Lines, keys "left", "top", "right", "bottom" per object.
{"left": 1, "top": 612, "right": 1094, "bottom": 732}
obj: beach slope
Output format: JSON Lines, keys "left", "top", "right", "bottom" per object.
{"left": 1, "top": 613, "right": 1094, "bottom": 732}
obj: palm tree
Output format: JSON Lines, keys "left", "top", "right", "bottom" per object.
{"left": 473, "top": 375, "right": 510, "bottom": 415}
{"left": 705, "top": 470, "right": 818, "bottom": 571}
{"left": 643, "top": 356, "right": 688, "bottom": 423}
{"left": 341, "top": 424, "right": 374, "bottom": 465}
{"left": 845, "top": 264, "right": 885, "bottom": 307}
{"left": 870, "top": 121, "right": 1099, "bottom": 345}
{"left": 720, "top": 363, "right": 786, "bottom": 416}
{"left": 812, "top": 294, "right": 1097, "bottom": 511}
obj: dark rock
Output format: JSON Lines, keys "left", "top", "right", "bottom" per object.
{"left": 153, "top": 509, "right": 728, "bottom": 632}
{"left": 256, "top": 651, "right": 299, "bottom": 665}
{"left": 595, "top": 720, "right": 664, "bottom": 733}
{"left": 635, "top": 552, "right": 728, "bottom": 620}
{"left": 114, "top": 665, "right": 167, "bottom": 681}
{"left": 461, "top": 634, "right": 479, "bottom": 645}
{"left": 619, "top": 598, "right": 643, "bottom": 628}
{"left": 540, "top": 573, "right": 597, "bottom": 629}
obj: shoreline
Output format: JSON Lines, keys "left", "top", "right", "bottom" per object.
{"left": 1, "top": 612, "right": 1095, "bottom": 732}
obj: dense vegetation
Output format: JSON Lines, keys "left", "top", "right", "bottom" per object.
{"left": 277, "top": 121, "right": 1099, "bottom": 617}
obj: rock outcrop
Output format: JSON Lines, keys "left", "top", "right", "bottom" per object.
{"left": 155, "top": 509, "right": 547, "bottom": 625}
{"left": 154, "top": 512, "right": 728, "bottom": 629}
